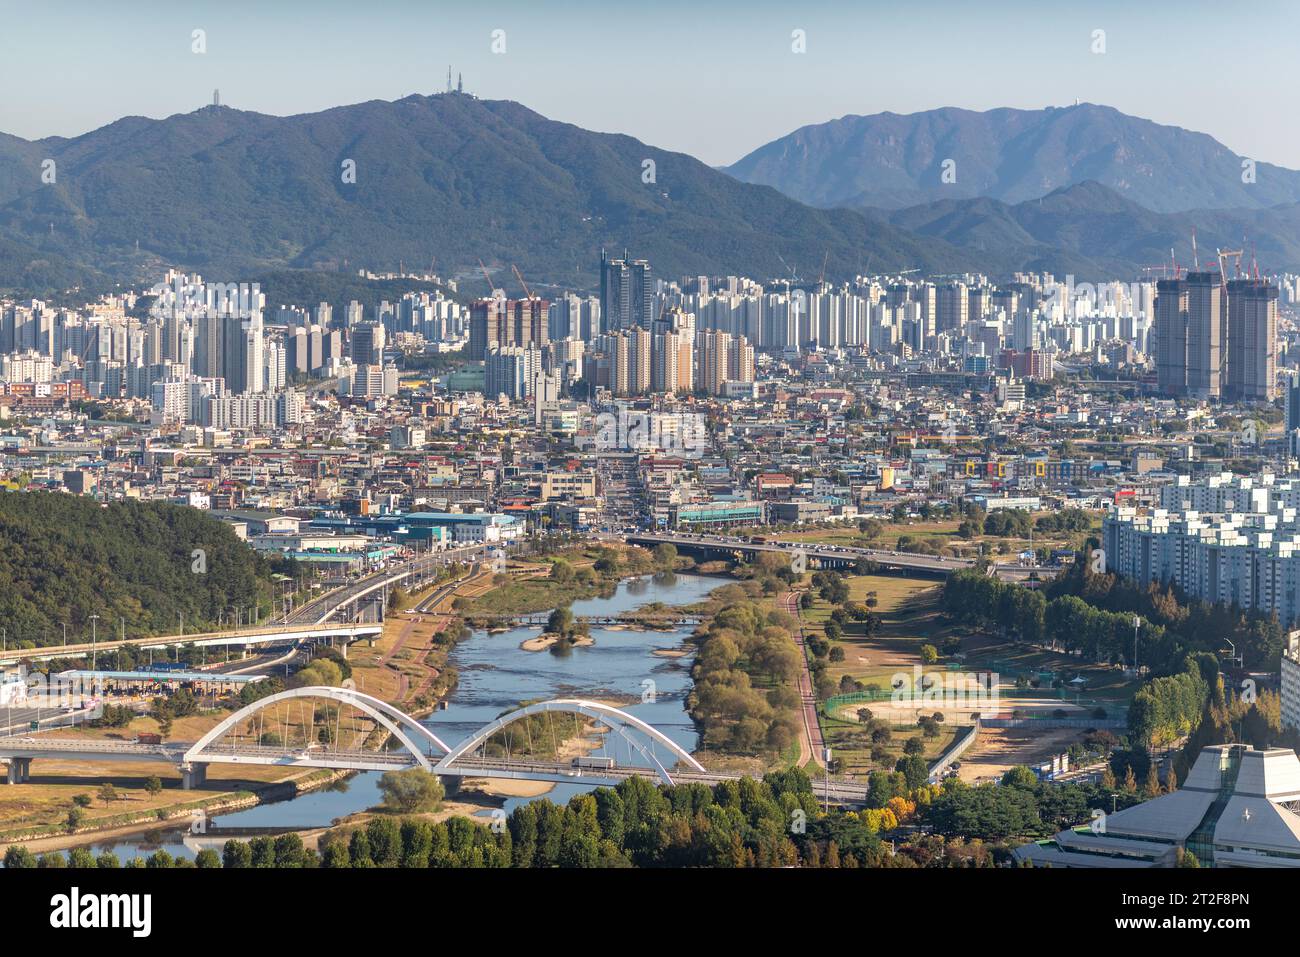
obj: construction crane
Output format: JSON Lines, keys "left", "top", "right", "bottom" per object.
{"left": 511, "top": 264, "right": 533, "bottom": 299}
{"left": 817, "top": 250, "right": 830, "bottom": 288}
{"left": 1215, "top": 247, "right": 1245, "bottom": 385}
{"left": 1217, "top": 247, "right": 1243, "bottom": 283}
{"left": 477, "top": 259, "right": 502, "bottom": 297}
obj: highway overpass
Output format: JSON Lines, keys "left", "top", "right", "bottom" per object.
{"left": 0, "top": 623, "right": 382, "bottom": 667}
{"left": 0, "top": 543, "right": 487, "bottom": 667}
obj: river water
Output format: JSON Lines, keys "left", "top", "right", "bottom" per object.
{"left": 68, "top": 572, "right": 714, "bottom": 862}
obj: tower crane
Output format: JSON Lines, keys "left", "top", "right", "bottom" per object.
{"left": 511, "top": 264, "right": 533, "bottom": 299}
{"left": 478, "top": 259, "right": 503, "bottom": 297}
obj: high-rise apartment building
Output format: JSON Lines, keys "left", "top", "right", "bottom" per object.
{"left": 935, "top": 282, "right": 969, "bottom": 333}
{"left": 1226, "top": 279, "right": 1277, "bottom": 402}
{"left": 468, "top": 297, "right": 550, "bottom": 359}
{"left": 1158, "top": 274, "right": 1276, "bottom": 402}
{"left": 1185, "top": 271, "right": 1222, "bottom": 399}
{"left": 600, "top": 252, "right": 654, "bottom": 332}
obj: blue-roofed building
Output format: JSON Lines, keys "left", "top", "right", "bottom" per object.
{"left": 309, "top": 510, "right": 520, "bottom": 545}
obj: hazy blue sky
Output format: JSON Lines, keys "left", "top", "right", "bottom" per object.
{"left": 2, "top": 0, "right": 1297, "bottom": 167}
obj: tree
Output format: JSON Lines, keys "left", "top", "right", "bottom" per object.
{"left": 895, "top": 754, "right": 929, "bottom": 791}
{"left": 1143, "top": 763, "right": 1162, "bottom": 798}
{"left": 652, "top": 543, "right": 678, "bottom": 570}
{"left": 72, "top": 793, "right": 93, "bottom": 808}
{"left": 273, "top": 834, "right": 308, "bottom": 867}
{"left": 194, "top": 849, "right": 222, "bottom": 869}
{"left": 321, "top": 840, "right": 352, "bottom": 869}
{"left": 97, "top": 783, "right": 119, "bottom": 804}
{"left": 378, "top": 583, "right": 408, "bottom": 616}
{"left": 919, "top": 644, "right": 939, "bottom": 665}
{"left": 546, "top": 605, "right": 575, "bottom": 638}
{"left": 1001, "top": 766, "right": 1038, "bottom": 789}
{"left": 549, "top": 559, "right": 575, "bottom": 584}
{"left": 144, "top": 776, "right": 163, "bottom": 796}
{"left": 3, "top": 845, "right": 36, "bottom": 868}
{"left": 377, "top": 769, "right": 445, "bottom": 814}
{"left": 222, "top": 840, "right": 252, "bottom": 868}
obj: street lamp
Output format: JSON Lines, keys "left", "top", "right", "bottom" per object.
{"left": 1132, "top": 615, "right": 1140, "bottom": 675}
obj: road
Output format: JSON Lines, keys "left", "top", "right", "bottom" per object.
{"left": 0, "top": 623, "right": 379, "bottom": 667}
{"left": 781, "top": 589, "right": 825, "bottom": 769}
{"left": 287, "top": 545, "right": 486, "bottom": 625}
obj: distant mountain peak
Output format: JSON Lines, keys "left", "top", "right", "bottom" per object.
{"left": 723, "top": 105, "right": 1300, "bottom": 213}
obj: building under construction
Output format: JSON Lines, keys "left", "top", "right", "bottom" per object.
{"left": 1154, "top": 271, "right": 1277, "bottom": 402}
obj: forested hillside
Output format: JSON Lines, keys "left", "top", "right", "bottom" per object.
{"left": 0, "top": 492, "right": 292, "bottom": 647}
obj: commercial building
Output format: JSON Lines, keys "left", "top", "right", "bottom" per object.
{"left": 671, "top": 499, "right": 764, "bottom": 528}
{"left": 1015, "top": 745, "right": 1300, "bottom": 868}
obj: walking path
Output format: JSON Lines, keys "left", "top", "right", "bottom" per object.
{"left": 781, "top": 589, "right": 825, "bottom": 769}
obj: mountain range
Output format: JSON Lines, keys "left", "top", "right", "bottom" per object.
{"left": 723, "top": 103, "right": 1300, "bottom": 213}
{"left": 0, "top": 93, "right": 973, "bottom": 298}
{"left": 873, "top": 180, "right": 1300, "bottom": 278}
{"left": 1, "top": 96, "right": 1299, "bottom": 298}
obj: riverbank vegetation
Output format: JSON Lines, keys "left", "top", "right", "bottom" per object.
{"left": 461, "top": 544, "right": 659, "bottom": 620}
{"left": 686, "top": 580, "right": 803, "bottom": 757}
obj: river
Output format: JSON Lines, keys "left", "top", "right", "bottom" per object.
{"left": 68, "top": 571, "right": 714, "bottom": 862}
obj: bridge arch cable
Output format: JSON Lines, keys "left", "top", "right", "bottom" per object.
{"left": 434, "top": 699, "right": 705, "bottom": 786}
{"left": 184, "top": 687, "right": 451, "bottom": 770}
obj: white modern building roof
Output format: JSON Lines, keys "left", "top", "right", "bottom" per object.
{"left": 1016, "top": 744, "right": 1300, "bottom": 868}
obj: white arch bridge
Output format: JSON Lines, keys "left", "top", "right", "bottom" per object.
{"left": 0, "top": 688, "right": 873, "bottom": 803}
{"left": 180, "top": 687, "right": 708, "bottom": 789}
{"left": 0, "top": 687, "right": 745, "bottom": 792}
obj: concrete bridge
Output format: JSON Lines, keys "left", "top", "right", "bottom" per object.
{"left": 286, "top": 544, "right": 488, "bottom": 625}
{"left": 0, "top": 687, "right": 872, "bottom": 805}
{"left": 502, "top": 614, "right": 703, "bottom": 629}
{"left": 626, "top": 531, "right": 1049, "bottom": 582}
{"left": 0, "top": 623, "right": 383, "bottom": 667}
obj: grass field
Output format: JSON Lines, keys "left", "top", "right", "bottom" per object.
{"left": 959, "top": 638, "right": 1140, "bottom": 706}
{"left": 0, "top": 710, "right": 338, "bottom": 838}
{"left": 743, "top": 513, "right": 1099, "bottom": 559}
